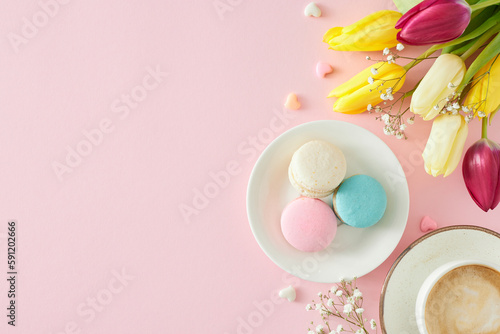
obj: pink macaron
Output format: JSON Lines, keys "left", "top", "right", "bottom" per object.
{"left": 281, "top": 197, "right": 337, "bottom": 252}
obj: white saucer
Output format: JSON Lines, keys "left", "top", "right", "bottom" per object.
{"left": 380, "top": 225, "right": 500, "bottom": 334}
{"left": 246, "top": 120, "right": 409, "bottom": 283}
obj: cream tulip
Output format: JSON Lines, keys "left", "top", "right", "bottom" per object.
{"left": 411, "top": 54, "right": 466, "bottom": 120}
{"left": 422, "top": 114, "right": 468, "bottom": 177}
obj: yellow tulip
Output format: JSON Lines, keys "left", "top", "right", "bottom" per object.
{"left": 464, "top": 55, "right": 500, "bottom": 117}
{"left": 411, "top": 54, "right": 466, "bottom": 121}
{"left": 422, "top": 114, "right": 468, "bottom": 177}
{"left": 323, "top": 10, "right": 402, "bottom": 51}
{"left": 328, "top": 62, "right": 406, "bottom": 114}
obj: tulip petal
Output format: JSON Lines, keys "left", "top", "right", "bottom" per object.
{"left": 411, "top": 54, "right": 465, "bottom": 120}
{"left": 463, "top": 139, "right": 500, "bottom": 211}
{"left": 329, "top": 63, "right": 405, "bottom": 114}
{"left": 443, "top": 116, "right": 468, "bottom": 177}
{"left": 491, "top": 146, "right": 500, "bottom": 209}
{"left": 423, "top": 114, "right": 467, "bottom": 177}
{"left": 323, "top": 27, "right": 343, "bottom": 43}
{"left": 464, "top": 55, "right": 500, "bottom": 117}
{"left": 396, "top": 0, "right": 470, "bottom": 45}
{"left": 395, "top": 0, "right": 439, "bottom": 29}
{"left": 323, "top": 10, "right": 401, "bottom": 51}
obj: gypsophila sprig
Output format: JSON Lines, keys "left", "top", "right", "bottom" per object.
{"left": 305, "top": 277, "right": 378, "bottom": 334}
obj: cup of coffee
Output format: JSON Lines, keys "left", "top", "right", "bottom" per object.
{"left": 415, "top": 259, "right": 500, "bottom": 334}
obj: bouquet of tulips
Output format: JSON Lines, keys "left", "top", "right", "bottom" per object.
{"left": 324, "top": 0, "right": 500, "bottom": 212}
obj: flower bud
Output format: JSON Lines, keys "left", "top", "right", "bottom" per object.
{"left": 464, "top": 56, "right": 500, "bottom": 118}
{"left": 411, "top": 54, "right": 466, "bottom": 120}
{"left": 323, "top": 10, "right": 401, "bottom": 51}
{"left": 395, "top": 0, "right": 471, "bottom": 45}
{"left": 423, "top": 114, "right": 468, "bottom": 177}
{"left": 328, "top": 63, "right": 405, "bottom": 114}
{"left": 462, "top": 138, "right": 500, "bottom": 212}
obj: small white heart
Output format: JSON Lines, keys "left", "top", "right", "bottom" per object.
{"left": 304, "top": 2, "right": 321, "bottom": 18}
{"left": 279, "top": 285, "right": 296, "bottom": 302}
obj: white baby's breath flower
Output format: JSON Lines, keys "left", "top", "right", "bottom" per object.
{"left": 330, "top": 286, "right": 338, "bottom": 294}
{"left": 343, "top": 303, "right": 353, "bottom": 314}
{"left": 367, "top": 104, "right": 373, "bottom": 111}
{"left": 383, "top": 47, "right": 390, "bottom": 55}
{"left": 452, "top": 102, "right": 460, "bottom": 109}
{"left": 387, "top": 55, "right": 394, "bottom": 61}
{"left": 396, "top": 132, "right": 404, "bottom": 139}
{"left": 383, "top": 126, "right": 392, "bottom": 135}
{"left": 371, "top": 68, "right": 378, "bottom": 75}
{"left": 478, "top": 111, "right": 486, "bottom": 118}
{"left": 347, "top": 296, "right": 355, "bottom": 304}
{"left": 315, "top": 303, "right": 322, "bottom": 310}
{"left": 396, "top": 43, "right": 404, "bottom": 51}
{"left": 380, "top": 93, "right": 387, "bottom": 100}
{"left": 446, "top": 105, "right": 453, "bottom": 111}
{"left": 308, "top": 331, "right": 315, "bottom": 334}
{"left": 462, "top": 106, "right": 470, "bottom": 113}
{"left": 316, "top": 324, "right": 324, "bottom": 333}
{"left": 355, "top": 330, "right": 363, "bottom": 334}
{"left": 355, "top": 308, "right": 364, "bottom": 314}
{"left": 407, "top": 117, "right": 415, "bottom": 124}
{"left": 366, "top": 56, "right": 371, "bottom": 60}
{"left": 306, "top": 304, "right": 313, "bottom": 310}
{"left": 336, "top": 324, "right": 344, "bottom": 332}
{"left": 335, "top": 290, "right": 343, "bottom": 297}
{"left": 353, "top": 289, "right": 362, "bottom": 299}
{"left": 368, "top": 76, "right": 374, "bottom": 84}
{"left": 433, "top": 105, "right": 440, "bottom": 110}
{"left": 318, "top": 292, "right": 322, "bottom": 297}
{"left": 400, "top": 124, "right": 407, "bottom": 131}
{"left": 370, "top": 319, "right": 377, "bottom": 330}
{"left": 327, "top": 298, "right": 334, "bottom": 307}
{"left": 381, "top": 114, "right": 390, "bottom": 122}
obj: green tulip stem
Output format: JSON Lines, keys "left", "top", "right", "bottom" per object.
{"left": 403, "top": 46, "right": 439, "bottom": 71}
{"left": 482, "top": 116, "right": 488, "bottom": 139}
{"left": 470, "top": 0, "right": 500, "bottom": 12}
{"left": 460, "top": 28, "right": 499, "bottom": 60}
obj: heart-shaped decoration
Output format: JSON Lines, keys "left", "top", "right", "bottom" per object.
{"left": 304, "top": 2, "right": 322, "bottom": 17}
{"left": 316, "top": 62, "right": 333, "bottom": 78}
{"left": 284, "top": 93, "right": 301, "bottom": 110}
{"left": 420, "top": 216, "right": 438, "bottom": 233}
{"left": 279, "top": 285, "right": 296, "bottom": 302}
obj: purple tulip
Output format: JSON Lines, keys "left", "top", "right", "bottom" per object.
{"left": 395, "top": 0, "right": 471, "bottom": 45}
{"left": 462, "top": 139, "right": 500, "bottom": 212}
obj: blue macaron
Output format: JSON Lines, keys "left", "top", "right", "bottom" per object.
{"left": 332, "top": 175, "right": 387, "bottom": 228}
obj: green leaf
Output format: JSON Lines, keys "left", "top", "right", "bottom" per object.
{"left": 462, "top": 34, "right": 500, "bottom": 88}
{"left": 392, "top": 0, "right": 423, "bottom": 13}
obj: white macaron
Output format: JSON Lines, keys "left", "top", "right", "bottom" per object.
{"left": 288, "top": 140, "right": 346, "bottom": 198}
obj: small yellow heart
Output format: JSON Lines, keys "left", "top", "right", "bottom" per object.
{"left": 284, "top": 93, "right": 301, "bottom": 110}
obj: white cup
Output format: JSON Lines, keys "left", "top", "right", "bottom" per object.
{"left": 415, "top": 259, "right": 500, "bottom": 334}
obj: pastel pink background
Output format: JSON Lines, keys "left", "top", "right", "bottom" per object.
{"left": 0, "top": 0, "right": 498, "bottom": 333}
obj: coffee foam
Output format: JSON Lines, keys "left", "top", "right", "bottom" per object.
{"left": 425, "top": 265, "right": 500, "bottom": 334}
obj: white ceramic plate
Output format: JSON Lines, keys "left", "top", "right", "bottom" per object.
{"left": 246, "top": 120, "right": 409, "bottom": 283}
{"left": 380, "top": 225, "right": 500, "bottom": 334}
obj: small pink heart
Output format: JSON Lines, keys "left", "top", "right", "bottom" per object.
{"left": 284, "top": 93, "right": 301, "bottom": 110}
{"left": 316, "top": 62, "right": 333, "bottom": 78}
{"left": 420, "top": 216, "right": 438, "bottom": 233}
